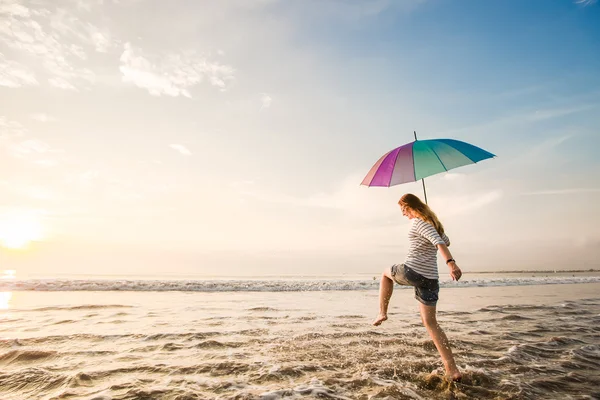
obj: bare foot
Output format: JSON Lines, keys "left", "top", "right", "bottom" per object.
{"left": 372, "top": 314, "right": 388, "bottom": 326}
{"left": 448, "top": 371, "right": 462, "bottom": 382}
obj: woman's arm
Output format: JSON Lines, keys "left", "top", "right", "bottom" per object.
{"left": 437, "top": 243, "right": 462, "bottom": 281}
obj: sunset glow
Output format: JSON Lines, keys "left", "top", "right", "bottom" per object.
{"left": 0, "top": 215, "right": 43, "bottom": 249}
{"left": 0, "top": 0, "right": 598, "bottom": 277}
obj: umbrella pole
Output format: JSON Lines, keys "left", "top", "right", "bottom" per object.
{"left": 414, "top": 131, "right": 428, "bottom": 204}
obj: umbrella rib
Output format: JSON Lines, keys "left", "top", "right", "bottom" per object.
{"left": 391, "top": 146, "right": 404, "bottom": 187}
{"left": 444, "top": 140, "right": 478, "bottom": 163}
{"left": 411, "top": 142, "right": 417, "bottom": 183}
{"left": 429, "top": 146, "right": 448, "bottom": 172}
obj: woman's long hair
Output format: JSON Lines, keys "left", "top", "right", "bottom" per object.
{"left": 399, "top": 193, "right": 445, "bottom": 235}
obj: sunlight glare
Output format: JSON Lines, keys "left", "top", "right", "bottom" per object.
{"left": 1, "top": 270, "right": 16, "bottom": 279}
{"left": 0, "top": 270, "right": 15, "bottom": 310}
{"left": 0, "top": 215, "right": 43, "bottom": 249}
{"left": 0, "top": 292, "right": 12, "bottom": 310}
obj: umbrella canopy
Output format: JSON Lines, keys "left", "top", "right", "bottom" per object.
{"left": 361, "top": 138, "right": 495, "bottom": 189}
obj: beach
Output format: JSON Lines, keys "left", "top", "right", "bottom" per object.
{"left": 1, "top": 273, "right": 600, "bottom": 400}
{"left": 2, "top": 0, "right": 599, "bottom": 398}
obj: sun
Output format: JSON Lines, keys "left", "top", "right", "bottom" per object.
{"left": 0, "top": 215, "right": 43, "bottom": 249}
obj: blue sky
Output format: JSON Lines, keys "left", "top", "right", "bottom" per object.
{"left": 0, "top": 0, "right": 599, "bottom": 277}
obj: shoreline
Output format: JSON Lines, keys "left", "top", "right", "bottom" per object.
{"left": 467, "top": 269, "right": 600, "bottom": 274}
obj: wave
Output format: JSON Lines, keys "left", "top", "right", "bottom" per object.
{"left": 1, "top": 275, "right": 599, "bottom": 293}
{"left": 26, "top": 305, "right": 133, "bottom": 312}
{"left": 0, "top": 350, "right": 57, "bottom": 364}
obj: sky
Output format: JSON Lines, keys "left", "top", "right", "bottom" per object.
{"left": 1, "top": 0, "right": 599, "bottom": 278}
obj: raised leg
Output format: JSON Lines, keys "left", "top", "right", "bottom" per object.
{"left": 372, "top": 269, "right": 394, "bottom": 326}
{"left": 419, "top": 302, "right": 461, "bottom": 381}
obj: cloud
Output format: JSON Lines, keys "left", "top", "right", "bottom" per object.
{"left": 395, "top": 189, "right": 503, "bottom": 225}
{"left": 300, "top": 0, "right": 424, "bottom": 22}
{"left": 246, "top": 176, "right": 502, "bottom": 222}
{"left": 1, "top": 117, "right": 62, "bottom": 167}
{"left": 439, "top": 103, "right": 598, "bottom": 137}
{"left": 235, "top": 173, "right": 402, "bottom": 222}
{"left": 88, "top": 25, "right": 112, "bottom": 52}
{"left": 522, "top": 188, "right": 600, "bottom": 196}
{"left": 260, "top": 93, "right": 273, "bottom": 110}
{"left": 233, "top": 174, "right": 501, "bottom": 225}
{"left": 48, "top": 77, "right": 78, "bottom": 91}
{"left": 497, "top": 84, "right": 546, "bottom": 99}
{"left": 30, "top": 113, "right": 58, "bottom": 122}
{"left": 442, "top": 173, "right": 465, "bottom": 181}
{"left": 169, "top": 144, "right": 192, "bottom": 156}
{"left": 34, "top": 159, "right": 59, "bottom": 167}
{"left": 119, "top": 43, "right": 235, "bottom": 97}
{"left": 0, "top": 117, "right": 27, "bottom": 139}
{"left": 521, "top": 132, "right": 575, "bottom": 161}
{"left": 230, "top": 180, "right": 256, "bottom": 187}
{"left": 0, "top": 1, "right": 114, "bottom": 90}
{"left": 9, "top": 139, "right": 63, "bottom": 158}
{"left": 0, "top": 53, "right": 38, "bottom": 88}
{"left": 439, "top": 190, "right": 503, "bottom": 216}
{"left": 574, "top": 0, "right": 597, "bottom": 5}
{"left": 526, "top": 104, "right": 597, "bottom": 122}
{"left": 8, "top": 183, "right": 56, "bottom": 201}
{"left": 65, "top": 170, "right": 100, "bottom": 188}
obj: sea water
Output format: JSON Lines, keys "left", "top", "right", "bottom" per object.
{"left": 1, "top": 272, "right": 599, "bottom": 399}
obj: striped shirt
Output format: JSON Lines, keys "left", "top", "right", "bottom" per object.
{"left": 404, "top": 218, "right": 450, "bottom": 280}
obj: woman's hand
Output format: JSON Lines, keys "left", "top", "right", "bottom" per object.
{"left": 448, "top": 262, "right": 462, "bottom": 281}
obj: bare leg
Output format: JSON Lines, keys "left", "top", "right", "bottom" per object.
{"left": 419, "top": 302, "right": 461, "bottom": 381}
{"left": 372, "top": 269, "right": 394, "bottom": 326}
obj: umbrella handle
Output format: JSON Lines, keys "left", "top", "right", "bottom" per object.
{"left": 414, "top": 131, "right": 428, "bottom": 204}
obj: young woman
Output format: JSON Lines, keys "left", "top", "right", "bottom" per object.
{"left": 372, "top": 193, "right": 462, "bottom": 381}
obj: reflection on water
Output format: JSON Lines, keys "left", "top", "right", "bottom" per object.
{"left": 1, "top": 270, "right": 16, "bottom": 309}
{"left": 0, "top": 292, "right": 11, "bottom": 309}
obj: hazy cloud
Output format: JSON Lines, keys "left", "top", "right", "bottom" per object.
{"left": 303, "top": 0, "right": 424, "bottom": 22}
{"left": 0, "top": 117, "right": 27, "bottom": 139}
{"left": 1, "top": 116, "right": 62, "bottom": 167}
{"left": 436, "top": 190, "right": 504, "bottom": 216}
{"left": 119, "top": 43, "right": 235, "bottom": 97}
{"left": 260, "top": 93, "right": 273, "bottom": 110}
{"left": 169, "top": 144, "right": 192, "bottom": 156}
{"left": 0, "top": 1, "right": 112, "bottom": 90}
{"left": 34, "top": 159, "right": 59, "bottom": 167}
{"left": 522, "top": 188, "right": 600, "bottom": 196}
{"left": 9, "top": 139, "right": 63, "bottom": 157}
{"left": 526, "top": 104, "right": 598, "bottom": 121}
{"left": 523, "top": 133, "right": 575, "bottom": 161}
{"left": 442, "top": 173, "right": 465, "bottom": 181}
{"left": 30, "top": 113, "right": 58, "bottom": 122}
{"left": 48, "top": 77, "right": 78, "bottom": 91}
{"left": 439, "top": 103, "right": 598, "bottom": 137}
{"left": 66, "top": 170, "right": 100, "bottom": 188}
{"left": 0, "top": 53, "right": 38, "bottom": 87}
{"left": 236, "top": 174, "right": 401, "bottom": 221}
{"left": 88, "top": 25, "right": 112, "bottom": 52}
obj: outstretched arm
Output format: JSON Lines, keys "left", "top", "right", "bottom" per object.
{"left": 437, "top": 243, "right": 462, "bottom": 281}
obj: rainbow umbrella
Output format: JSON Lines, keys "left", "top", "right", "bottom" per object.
{"left": 361, "top": 132, "right": 495, "bottom": 203}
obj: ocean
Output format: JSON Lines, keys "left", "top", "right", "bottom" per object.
{"left": 1, "top": 271, "right": 599, "bottom": 399}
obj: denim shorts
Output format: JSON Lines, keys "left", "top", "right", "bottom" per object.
{"left": 390, "top": 264, "right": 439, "bottom": 306}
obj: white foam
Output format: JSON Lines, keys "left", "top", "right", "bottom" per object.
{"left": 1, "top": 275, "right": 599, "bottom": 292}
